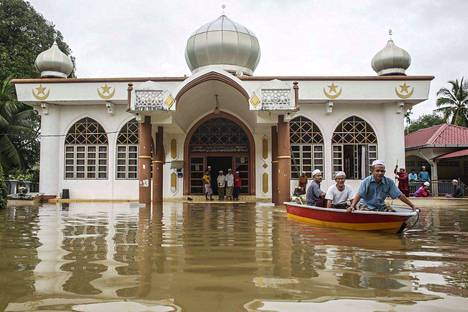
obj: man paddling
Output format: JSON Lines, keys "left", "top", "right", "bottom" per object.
{"left": 348, "top": 160, "right": 416, "bottom": 212}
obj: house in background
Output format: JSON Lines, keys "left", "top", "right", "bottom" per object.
{"left": 405, "top": 124, "right": 468, "bottom": 195}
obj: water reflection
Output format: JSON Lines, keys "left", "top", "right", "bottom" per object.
{"left": 0, "top": 201, "right": 467, "bottom": 311}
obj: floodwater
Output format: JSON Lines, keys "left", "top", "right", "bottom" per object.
{"left": 0, "top": 200, "right": 467, "bottom": 311}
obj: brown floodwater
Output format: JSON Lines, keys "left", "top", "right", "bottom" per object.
{"left": 0, "top": 200, "right": 467, "bottom": 311}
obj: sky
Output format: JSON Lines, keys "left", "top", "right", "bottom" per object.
{"left": 28, "top": 0, "right": 468, "bottom": 119}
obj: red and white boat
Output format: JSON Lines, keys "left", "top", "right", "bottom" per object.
{"left": 285, "top": 201, "right": 418, "bottom": 233}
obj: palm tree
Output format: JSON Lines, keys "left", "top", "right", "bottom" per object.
{"left": 0, "top": 77, "right": 39, "bottom": 174}
{"left": 435, "top": 78, "right": 468, "bottom": 126}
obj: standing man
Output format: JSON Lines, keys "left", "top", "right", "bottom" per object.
{"left": 325, "top": 171, "right": 354, "bottom": 209}
{"left": 394, "top": 166, "right": 410, "bottom": 197}
{"left": 408, "top": 169, "right": 418, "bottom": 182}
{"left": 225, "top": 169, "right": 234, "bottom": 201}
{"left": 202, "top": 170, "right": 213, "bottom": 200}
{"left": 418, "top": 166, "right": 431, "bottom": 182}
{"left": 217, "top": 170, "right": 226, "bottom": 201}
{"left": 348, "top": 160, "right": 416, "bottom": 212}
{"left": 306, "top": 169, "right": 326, "bottom": 207}
{"left": 233, "top": 171, "right": 241, "bottom": 201}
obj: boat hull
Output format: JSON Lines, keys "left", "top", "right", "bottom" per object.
{"left": 285, "top": 202, "right": 416, "bottom": 233}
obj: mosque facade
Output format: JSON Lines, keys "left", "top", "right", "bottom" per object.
{"left": 13, "top": 15, "right": 433, "bottom": 204}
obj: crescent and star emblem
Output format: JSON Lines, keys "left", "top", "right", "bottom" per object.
{"left": 395, "top": 82, "right": 414, "bottom": 99}
{"left": 97, "top": 83, "right": 115, "bottom": 100}
{"left": 32, "top": 84, "right": 50, "bottom": 100}
{"left": 323, "top": 82, "right": 342, "bottom": 100}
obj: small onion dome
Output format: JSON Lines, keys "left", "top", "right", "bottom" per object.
{"left": 185, "top": 14, "right": 261, "bottom": 76}
{"left": 371, "top": 31, "right": 411, "bottom": 76}
{"left": 35, "top": 41, "right": 73, "bottom": 78}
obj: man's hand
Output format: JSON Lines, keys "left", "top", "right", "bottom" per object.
{"left": 347, "top": 205, "right": 354, "bottom": 213}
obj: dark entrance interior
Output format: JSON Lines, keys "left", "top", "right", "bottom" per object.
{"left": 207, "top": 156, "right": 232, "bottom": 194}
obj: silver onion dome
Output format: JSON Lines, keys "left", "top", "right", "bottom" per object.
{"left": 35, "top": 41, "right": 73, "bottom": 78}
{"left": 185, "top": 15, "right": 261, "bottom": 76}
{"left": 371, "top": 31, "right": 411, "bottom": 76}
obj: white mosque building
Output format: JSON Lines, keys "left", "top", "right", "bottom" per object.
{"left": 13, "top": 14, "right": 432, "bottom": 204}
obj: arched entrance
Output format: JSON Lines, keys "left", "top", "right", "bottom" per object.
{"left": 184, "top": 112, "right": 255, "bottom": 195}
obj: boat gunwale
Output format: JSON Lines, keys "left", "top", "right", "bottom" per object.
{"left": 284, "top": 201, "right": 417, "bottom": 218}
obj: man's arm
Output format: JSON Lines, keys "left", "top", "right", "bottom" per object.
{"left": 398, "top": 194, "right": 416, "bottom": 210}
{"left": 327, "top": 199, "right": 333, "bottom": 208}
{"left": 347, "top": 193, "right": 361, "bottom": 212}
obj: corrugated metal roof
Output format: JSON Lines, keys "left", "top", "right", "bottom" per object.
{"left": 405, "top": 124, "right": 468, "bottom": 149}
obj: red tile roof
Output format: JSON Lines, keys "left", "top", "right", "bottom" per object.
{"left": 405, "top": 124, "right": 468, "bottom": 149}
{"left": 435, "top": 149, "right": 468, "bottom": 160}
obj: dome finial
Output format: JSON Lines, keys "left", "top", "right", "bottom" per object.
{"left": 221, "top": 4, "right": 226, "bottom": 14}
{"left": 388, "top": 29, "right": 392, "bottom": 39}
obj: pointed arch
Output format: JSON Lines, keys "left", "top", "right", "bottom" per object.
{"left": 331, "top": 116, "right": 378, "bottom": 179}
{"left": 289, "top": 116, "right": 324, "bottom": 179}
{"left": 64, "top": 117, "right": 108, "bottom": 179}
{"left": 116, "top": 118, "right": 139, "bottom": 179}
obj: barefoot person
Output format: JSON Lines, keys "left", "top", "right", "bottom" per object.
{"left": 348, "top": 160, "right": 416, "bottom": 212}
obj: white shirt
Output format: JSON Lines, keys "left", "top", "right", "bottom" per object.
{"left": 226, "top": 173, "right": 234, "bottom": 187}
{"left": 217, "top": 175, "right": 226, "bottom": 187}
{"left": 325, "top": 184, "right": 354, "bottom": 205}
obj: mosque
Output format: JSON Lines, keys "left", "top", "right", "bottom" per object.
{"left": 13, "top": 14, "right": 433, "bottom": 204}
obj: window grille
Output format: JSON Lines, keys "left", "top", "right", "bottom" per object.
{"left": 289, "top": 116, "right": 324, "bottom": 178}
{"left": 332, "top": 116, "right": 378, "bottom": 179}
{"left": 116, "top": 119, "right": 139, "bottom": 179}
{"left": 65, "top": 118, "right": 108, "bottom": 179}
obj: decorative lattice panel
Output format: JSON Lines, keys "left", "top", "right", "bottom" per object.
{"left": 134, "top": 90, "right": 165, "bottom": 111}
{"left": 117, "top": 119, "right": 139, "bottom": 144}
{"left": 332, "top": 116, "right": 377, "bottom": 144}
{"left": 261, "top": 89, "right": 292, "bottom": 110}
{"left": 189, "top": 118, "right": 249, "bottom": 153}
{"left": 65, "top": 118, "right": 108, "bottom": 145}
{"left": 290, "top": 116, "right": 323, "bottom": 144}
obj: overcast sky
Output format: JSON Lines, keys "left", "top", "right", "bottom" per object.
{"left": 28, "top": 0, "right": 468, "bottom": 118}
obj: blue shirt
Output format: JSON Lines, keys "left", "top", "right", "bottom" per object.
{"left": 358, "top": 176, "right": 402, "bottom": 210}
{"left": 306, "top": 181, "right": 322, "bottom": 206}
{"left": 408, "top": 173, "right": 418, "bottom": 181}
{"left": 418, "top": 171, "right": 430, "bottom": 182}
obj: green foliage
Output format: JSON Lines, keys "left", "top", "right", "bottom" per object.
{"left": 435, "top": 78, "right": 468, "bottom": 126}
{"left": 0, "top": 164, "right": 7, "bottom": 209}
{"left": 0, "top": 76, "right": 39, "bottom": 174}
{"left": 0, "top": 0, "right": 75, "bottom": 81}
{"left": 406, "top": 114, "right": 446, "bottom": 134}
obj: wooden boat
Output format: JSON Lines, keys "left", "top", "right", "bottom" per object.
{"left": 285, "top": 201, "right": 418, "bottom": 233}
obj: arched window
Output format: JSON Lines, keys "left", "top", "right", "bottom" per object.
{"left": 332, "top": 116, "right": 377, "bottom": 179}
{"left": 289, "top": 116, "right": 324, "bottom": 179}
{"left": 65, "top": 117, "right": 108, "bottom": 179}
{"left": 116, "top": 119, "right": 139, "bottom": 179}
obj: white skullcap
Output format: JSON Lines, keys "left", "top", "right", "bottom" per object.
{"left": 219, "top": 170, "right": 223, "bottom": 173}
{"left": 312, "top": 169, "right": 322, "bottom": 176}
{"left": 335, "top": 171, "right": 346, "bottom": 178}
{"left": 452, "top": 179, "right": 458, "bottom": 183}
{"left": 423, "top": 181, "right": 430, "bottom": 186}
{"left": 371, "top": 160, "right": 385, "bottom": 167}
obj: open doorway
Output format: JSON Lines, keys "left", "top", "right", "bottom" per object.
{"left": 207, "top": 156, "right": 232, "bottom": 194}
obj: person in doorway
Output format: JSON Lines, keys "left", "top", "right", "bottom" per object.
{"left": 325, "top": 171, "right": 354, "bottom": 209}
{"left": 414, "top": 181, "right": 431, "bottom": 197}
{"left": 348, "top": 160, "right": 416, "bottom": 212}
{"left": 447, "top": 179, "right": 464, "bottom": 198}
{"left": 306, "top": 169, "right": 326, "bottom": 207}
{"left": 298, "top": 172, "right": 308, "bottom": 195}
{"left": 225, "top": 169, "right": 234, "bottom": 201}
{"left": 408, "top": 169, "right": 418, "bottom": 182}
{"left": 418, "top": 166, "right": 430, "bottom": 182}
{"left": 233, "top": 171, "right": 241, "bottom": 201}
{"left": 202, "top": 170, "right": 213, "bottom": 200}
{"left": 217, "top": 170, "right": 226, "bottom": 201}
{"left": 394, "top": 166, "right": 410, "bottom": 197}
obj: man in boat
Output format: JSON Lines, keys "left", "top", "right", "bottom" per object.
{"left": 348, "top": 160, "right": 416, "bottom": 212}
{"left": 298, "top": 172, "right": 308, "bottom": 195}
{"left": 325, "top": 171, "right": 354, "bottom": 209}
{"left": 306, "top": 169, "right": 326, "bottom": 207}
